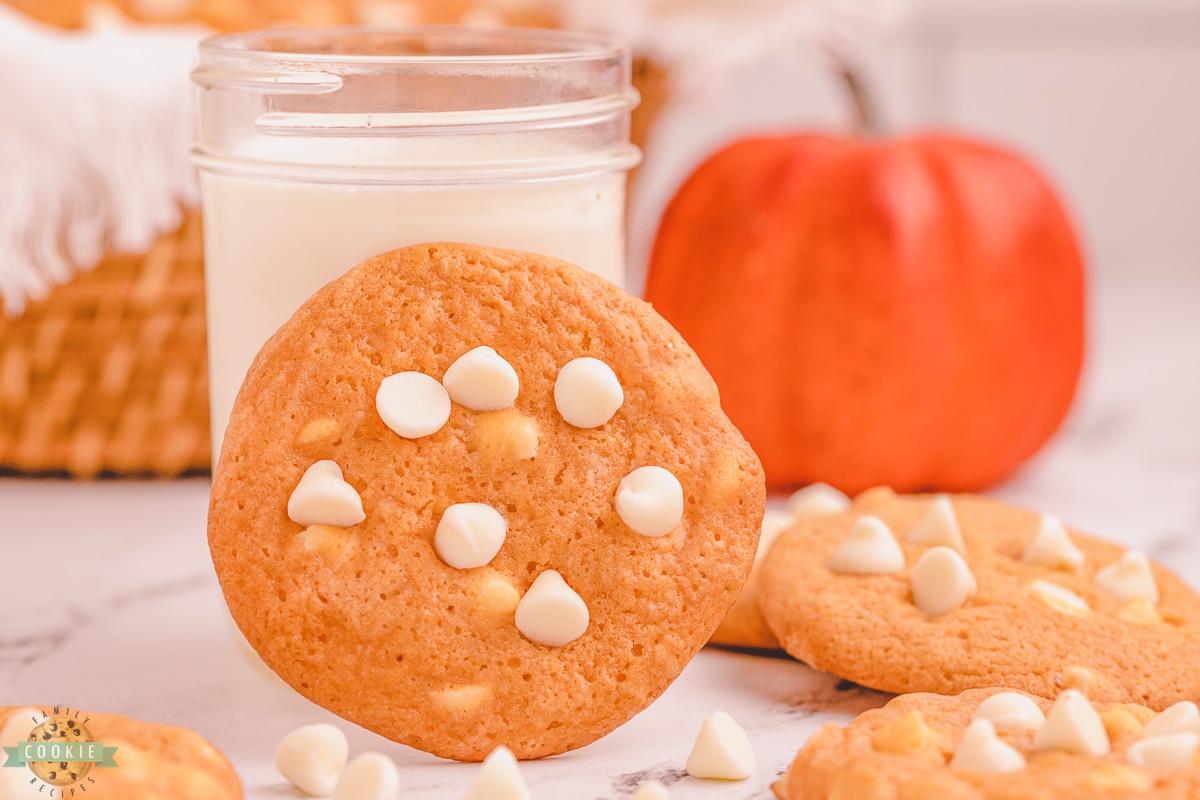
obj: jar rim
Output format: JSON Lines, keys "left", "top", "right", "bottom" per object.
{"left": 198, "top": 24, "right": 629, "bottom": 67}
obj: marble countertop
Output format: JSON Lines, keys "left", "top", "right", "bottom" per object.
{"left": 2, "top": 263, "right": 1198, "bottom": 799}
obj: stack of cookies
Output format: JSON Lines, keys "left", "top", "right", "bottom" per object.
{"left": 714, "top": 488, "right": 1200, "bottom": 798}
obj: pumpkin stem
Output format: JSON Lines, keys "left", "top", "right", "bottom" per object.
{"left": 829, "top": 48, "right": 882, "bottom": 137}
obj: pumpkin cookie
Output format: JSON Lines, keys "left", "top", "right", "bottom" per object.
{"left": 0, "top": 706, "right": 240, "bottom": 799}
{"left": 774, "top": 687, "right": 1200, "bottom": 800}
{"left": 758, "top": 492, "right": 1200, "bottom": 708}
{"left": 208, "top": 243, "right": 765, "bottom": 761}
{"left": 710, "top": 483, "right": 850, "bottom": 650}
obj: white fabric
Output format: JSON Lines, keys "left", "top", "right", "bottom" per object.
{"left": 0, "top": 6, "right": 205, "bottom": 314}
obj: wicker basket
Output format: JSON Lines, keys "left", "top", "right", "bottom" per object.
{"left": 0, "top": 210, "right": 211, "bottom": 477}
{"left": 0, "top": 61, "right": 669, "bottom": 479}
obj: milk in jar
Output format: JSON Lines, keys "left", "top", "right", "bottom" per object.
{"left": 192, "top": 26, "right": 641, "bottom": 457}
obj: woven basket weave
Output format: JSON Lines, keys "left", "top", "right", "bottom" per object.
{"left": 0, "top": 59, "right": 668, "bottom": 478}
{"left": 0, "top": 210, "right": 211, "bottom": 477}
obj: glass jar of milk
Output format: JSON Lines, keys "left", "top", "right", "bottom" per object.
{"left": 192, "top": 26, "right": 641, "bottom": 457}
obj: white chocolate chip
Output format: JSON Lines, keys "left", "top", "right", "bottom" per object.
{"left": 470, "top": 410, "right": 539, "bottom": 461}
{"left": 785, "top": 483, "right": 851, "bottom": 518}
{"left": 752, "top": 508, "right": 796, "bottom": 568}
{"left": 442, "top": 346, "right": 520, "bottom": 411}
{"left": 463, "top": 746, "right": 530, "bottom": 800}
{"left": 949, "top": 719, "right": 1027, "bottom": 774}
{"left": 1028, "top": 580, "right": 1090, "bottom": 615}
{"left": 299, "top": 525, "right": 355, "bottom": 560}
{"left": 475, "top": 574, "right": 521, "bottom": 619}
{"left": 1117, "top": 597, "right": 1164, "bottom": 626}
{"left": 1023, "top": 514, "right": 1085, "bottom": 569}
{"left": 972, "top": 692, "right": 1046, "bottom": 731}
{"left": 275, "top": 723, "right": 349, "bottom": 797}
{"left": 911, "top": 546, "right": 977, "bottom": 616}
{"left": 1032, "top": 689, "right": 1111, "bottom": 756}
{"left": 297, "top": 417, "right": 343, "bottom": 445}
{"left": 514, "top": 570, "right": 589, "bottom": 647}
{"left": 685, "top": 711, "right": 756, "bottom": 781}
{"left": 631, "top": 780, "right": 671, "bottom": 800}
{"left": 1063, "top": 665, "right": 1100, "bottom": 697}
{"left": 1101, "top": 707, "right": 1146, "bottom": 740}
{"left": 907, "top": 496, "right": 966, "bottom": 553}
{"left": 333, "top": 752, "right": 400, "bottom": 800}
{"left": 1144, "top": 701, "right": 1200, "bottom": 738}
{"left": 430, "top": 684, "right": 491, "bottom": 713}
{"left": 615, "top": 466, "right": 684, "bottom": 537}
{"left": 1084, "top": 765, "right": 1152, "bottom": 793}
{"left": 553, "top": 357, "right": 623, "bottom": 428}
{"left": 1126, "top": 731, "right": 1200, "bottom": 770}
{"left": 1095, "top": 551, "right": 1159, "bottom": 605}
{"left": 827, "top": 516, "right": 905, "bottom": 575}
{"left": 376, "top": 371, "right": 451, "bottom": 439}
{"left": 434, "top": 503, "right": 508, "bottom": 570}
{"left": 853, "top": 485, "right": 897, "bottom": 507}
{"left": 870, "top": 711, "right": 940, "bottom": 755}
{"left": 288, "top": 461, "right": 366, "bottom": 528}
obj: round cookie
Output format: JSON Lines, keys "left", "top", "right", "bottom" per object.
{"left": 0, "top": 707, "right": 241, "bottom": 799}
{"left": 709, "top": 508, "right": 794, "bottom": 649}
{"left": 710, "top": 483, "right": 853, "bottom": 650}
{"left": 208, "top": 242, "right": 766, "bottom": 761}
{"left": 774, "top": 687, "right": 1200, "bottom": 800}
{"left": 758, "top": 492, "right": 1200, "bottom": 709}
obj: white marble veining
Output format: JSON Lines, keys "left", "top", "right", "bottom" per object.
{"left": 1, "top": 262, "right": 1198, "bottom": 798}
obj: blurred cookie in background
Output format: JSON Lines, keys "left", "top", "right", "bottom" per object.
{"left": 1, "top": 0, "right": 555, "bottom": 31}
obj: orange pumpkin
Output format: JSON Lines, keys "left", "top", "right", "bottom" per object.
{"left": 644, "top": 133, "right": 1086, "bottom": 494}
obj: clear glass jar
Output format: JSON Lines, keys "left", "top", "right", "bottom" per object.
{"left": 191, "top": 25, "right": 641, "bottom": 456}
